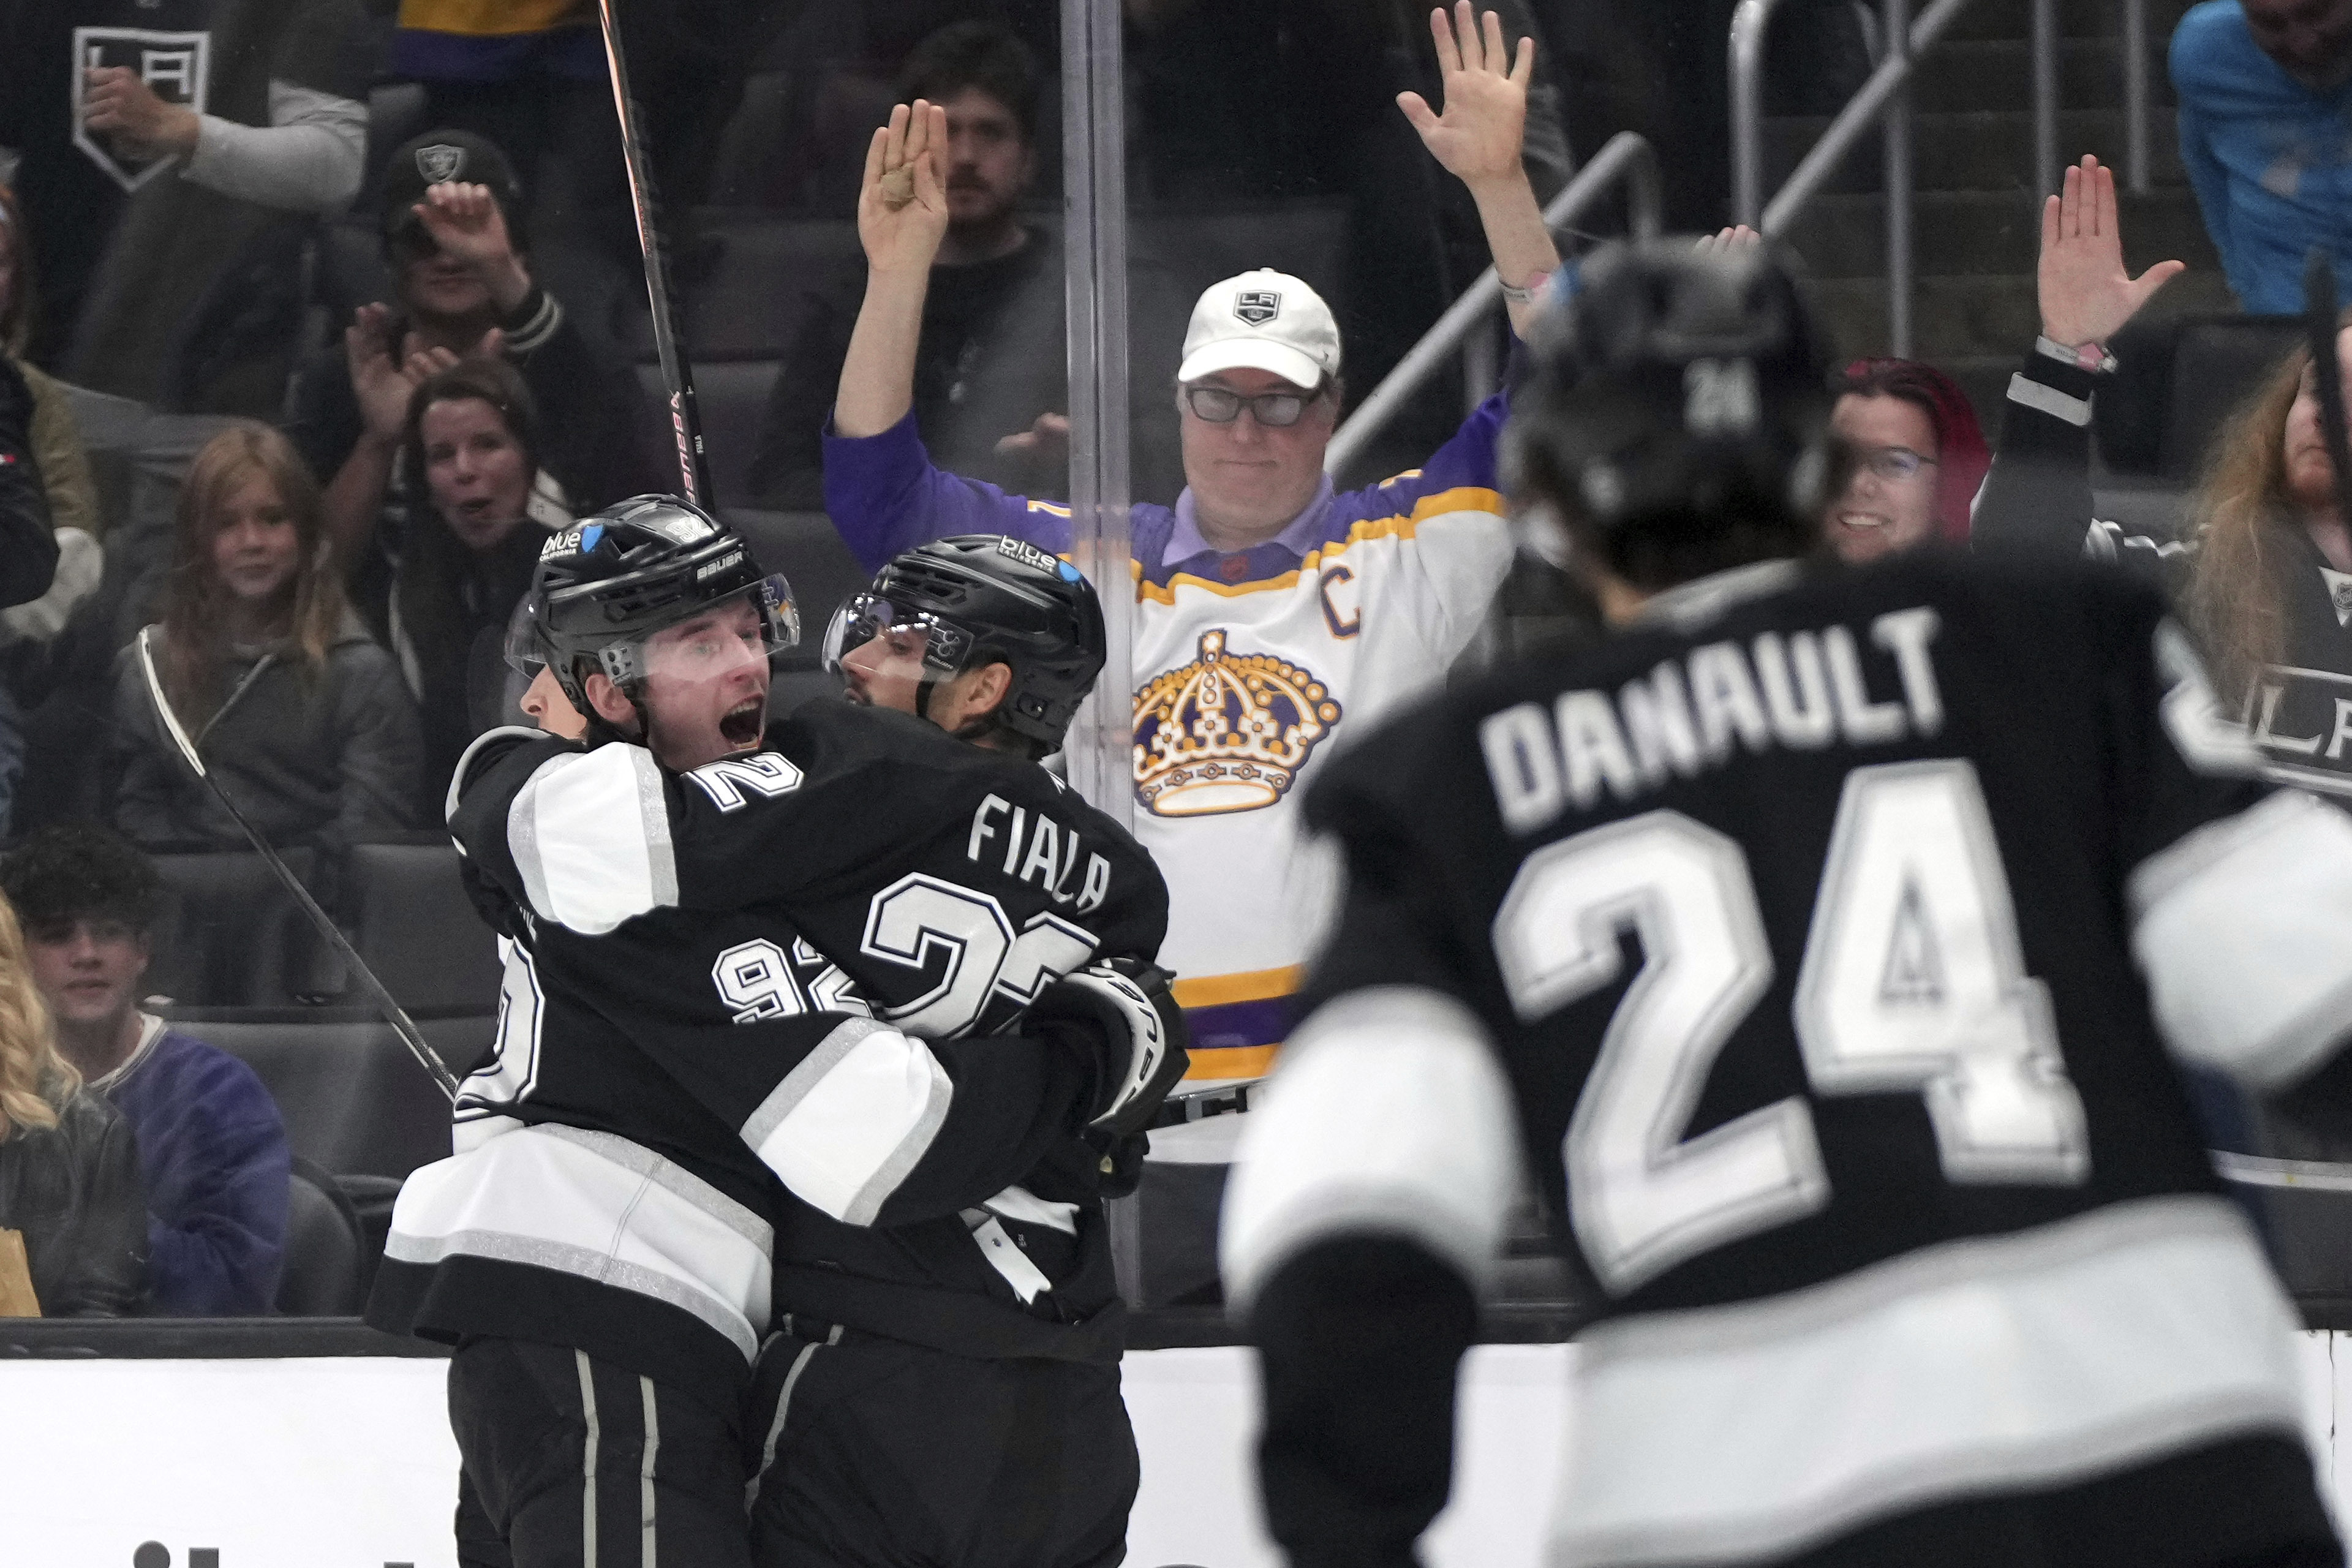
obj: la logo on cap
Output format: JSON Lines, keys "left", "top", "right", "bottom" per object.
{"left": 1233, "top": 290, "right": 1281, "bottom": 326}
{"left": 416, "top": 144, "right": 466, "bottom": 183}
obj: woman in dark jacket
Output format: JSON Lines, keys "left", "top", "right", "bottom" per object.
{"left": 0, "top": 890, "right": 143, "bottom": 1317}
{"left": 351, "top": 357, "right": 570, "bottom": 799}
{"left": 108, "top": 424, "right": 422, "bottom": 850}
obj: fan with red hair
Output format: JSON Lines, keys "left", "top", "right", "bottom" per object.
{"left": 1831, "top": 358, "right": 1991, "bottom": 550}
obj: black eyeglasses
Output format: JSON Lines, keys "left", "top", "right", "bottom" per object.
{"left": 1855, "top": 446, "right": 1938, "bottom": 483}
{"left": 1182, "top": 385, "right": 1324, "bottom": 428}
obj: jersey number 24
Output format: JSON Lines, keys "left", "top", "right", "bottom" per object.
{"left": 1493, "top": 760, "right": 2088, "bottom": 1295}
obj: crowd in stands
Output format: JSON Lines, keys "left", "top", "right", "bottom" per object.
{"left": 0, "top": 0, "right": 2339, "bottom": 1321}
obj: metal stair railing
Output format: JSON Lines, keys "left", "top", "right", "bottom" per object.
{"left": 1733, "top": 0, "right": 2155, "bottom": 357}
{"left": 1324, "top": 131, "right": 1662, "bottom": 478}
{"left": 1732, "top": 0, "right": 1978, "bottom": 356}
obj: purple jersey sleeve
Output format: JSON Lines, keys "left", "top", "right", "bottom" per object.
{"left": 822, "top": 410, "right": 1076, "bottom": 572}
{"left": 1300, "top": 389, "right": 1510, "bottom": 554}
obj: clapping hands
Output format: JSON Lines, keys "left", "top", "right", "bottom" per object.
{"left": 345, "top": 302, "right": 503, "bottom": 447}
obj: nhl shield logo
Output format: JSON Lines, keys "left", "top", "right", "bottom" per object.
{"left": 415, "top": 144, "right": 468, "bottom": 184}
{"left": 1233, "top": 290, "right": 1281, "bottom": 326}
{"left": 70, "top": 27, "right": 211, "bottom": 192}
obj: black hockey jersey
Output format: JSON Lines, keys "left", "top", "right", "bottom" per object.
{"left": 1225, "top": 552, "right": 2352, "bottom": 1568}
{"left": 367, "top": 701, "right": 1168, "bottom": 1408}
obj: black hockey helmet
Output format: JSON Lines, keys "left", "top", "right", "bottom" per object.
{"left": 1506, "top": 238, "right": 1835, "bottom": 584}
{"left": 514, "top": 495, "right": 799, "bottom": 710}
{"left": 820, "top": 534, "right": 1106, "bottom": 752}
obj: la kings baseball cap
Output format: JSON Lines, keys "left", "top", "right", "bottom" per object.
{"left": 379, "top": 130, "right": 526, "bottom": 248}
{"left": 1177, "top": 270, "right": 1342, "bottom": 390}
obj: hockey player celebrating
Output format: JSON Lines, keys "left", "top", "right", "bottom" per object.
{"left": 823, "top": 532, "right": 1110, "bottom": 759}
{"left": 1223, "top": 240, "right": 2352, "bottom": 1568}
{"left": 368, "top": 499, "right": 1186, "bottom": 1567}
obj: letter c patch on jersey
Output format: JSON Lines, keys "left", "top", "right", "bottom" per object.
{"left": 1318, "top": 565, "right": 1362, "bottom": 639}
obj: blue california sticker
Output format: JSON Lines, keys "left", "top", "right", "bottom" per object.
{"left": 579, "top": 523, "right": 605, "bottom": 552}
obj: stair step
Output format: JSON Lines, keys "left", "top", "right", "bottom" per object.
{"left": 1807, "top": 274, "right": 2042, "bottom": 361}
{"left": 1780, "top": 186, "right": 2219, "bottom": 277}
{"left": 1937, "top": 0, "right": 2197, "bottom": 43}
{"left": 1802, "top": 266, "right": 2234, "bottom": 360}
{"left": 1760, "top": 107, "right": 2188, "bottom": 195}
{"left": 1901, "top": 37, "right": 2147, "bottom": 113}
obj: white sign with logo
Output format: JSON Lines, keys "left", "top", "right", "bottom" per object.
{"left": 7, "top": 1338, "right": 2352, "bottom": 1566}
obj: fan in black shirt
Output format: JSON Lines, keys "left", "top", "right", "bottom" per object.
{"left": 749, "top": 21, "right": 1070, "bottom": 508}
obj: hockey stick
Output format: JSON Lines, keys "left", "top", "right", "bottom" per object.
{"left": 135, "top": 627, "right": 461, "bottom": 1102}
{"left": 594, "top": 0, "right": 713, "bottom": 508}
{"left": 2304, "top": 249, "right": 2352, "bottom": 533}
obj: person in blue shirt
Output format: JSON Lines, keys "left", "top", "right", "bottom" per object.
{"left": 1, "top": 824, "right": 290, "bottom": 1314}
{"left": 2171, "top": 0, "right": 2352, "bottom": 311}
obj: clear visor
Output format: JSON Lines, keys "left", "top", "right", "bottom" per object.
{"left": 502, "top": 594, "right": 547, "bottom": 674}
{"left": 820, "top": 594, "right": 973, "bottom": 678}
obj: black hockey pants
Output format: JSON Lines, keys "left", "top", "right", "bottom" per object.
{"left": 743, "top": 1318, "right": 1139, "bottom": 1568}
{"left": 450, "top": 1335, "right": 754, "bottom": 1568}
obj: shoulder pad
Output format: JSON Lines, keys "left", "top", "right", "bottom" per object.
{"left": 446, "top": 725, "right": 575, "bottom": 824}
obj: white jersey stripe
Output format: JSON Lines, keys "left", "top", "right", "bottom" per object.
{"left": 577, "top": 1351, "right": 600, "bottom": 1564}
{"left": 510, "top": 745, "right": 680, "bottom": 935}
{"left": 1221, "top": 985, "right": 1520, "bottom": 1311}
{"left": 387, "top": 1126, "right": 773, "bottom": 1362}
{"left": 1550, "top": 1195, "right": 2309, "bottom": 1568}
{"left": 638, "top": 1375, "right": 659, "bottom": 1566}
{"left": 2130, "top": 788, "right": 2352, "bottom": 1090}
{"left": 743, "top": 1017, "right": 954, "bottom": 1227}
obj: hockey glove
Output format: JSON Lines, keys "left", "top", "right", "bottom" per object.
{"left": 1030, "top": 959, "right": 1190, "bottom": 1140}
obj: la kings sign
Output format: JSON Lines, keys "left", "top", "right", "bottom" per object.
{"left": 70, "top": 26, "right": 209, "bottom": 190}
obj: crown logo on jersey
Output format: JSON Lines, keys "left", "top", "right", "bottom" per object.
{"left": 1132, "top": 630, "right": 1341, "bottom": 816}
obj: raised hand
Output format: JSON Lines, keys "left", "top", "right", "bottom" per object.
{"left": 858, "top": 100, "right": 950, "bottom": 277}
{"left": 1697, "top": 225, "right": 1762, "bottom": 255}
{"left": 2038, "top": 154, "right": 2184, "bottom": 349}
{"left": 413, "top": 181, "right": 533, "bottom": 312}
{"left": 1396, "top": 3, "right": 1534, "bottom": 195}
{"left": 345, "top": 306, "right": 416, "bottom": 447}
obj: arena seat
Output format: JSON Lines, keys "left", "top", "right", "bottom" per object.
{"left": 277, "top": 1156, "right": 366, "bottom": 1317}
{"left": 679, "top": 217, "right": 862, "bottom": 361}
{"left": 1107, "top": 1109, "right": 1582, "bottom": 1313}
{"left": 633, "top": 358, "right": 780, "bottom": 505}
{"left": 163, "top": 1007, "right": 489, "bottom": 1179}
{"left": 2160, "top": 316, "right": 2304, "bottom": 484}
{"left": 2097, "top": 313, "right": 2301, "bottom": 482}
{"left": 2090, "top": 484, "right": 2193, "bottom": 546}
{"left": 2209, "top": 1088, "right": 2352, "bottom": 1327}
{"left": 344, "top": 842, "right": 503, "bottom": 1015}
{"left": 1129, "top": 200, "right": 1351, "bottom": 322}
{"left": 145, "top": 850, "right": 320, "bottom": 1008}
